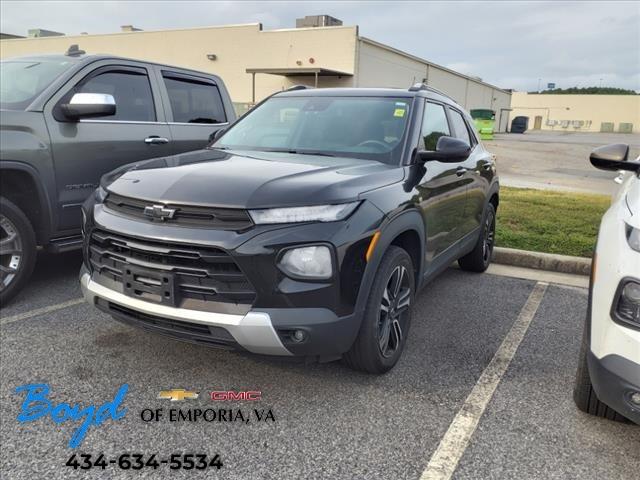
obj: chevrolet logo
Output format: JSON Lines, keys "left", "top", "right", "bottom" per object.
{"left": 158, "top": 389, "right": 199, "bottom": 401}
{"left": 144, "top": 204, "right": 176, "bottom": 221}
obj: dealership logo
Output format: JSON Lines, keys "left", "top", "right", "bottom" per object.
{"left": 210, "top": 391, "right": 261, "bottom": 401}
{"left": 144, "top": 204, "right": 176, "bottom": 220}
{"left": 15, "top": 383, "right": 128, "bottom": 449}
{"left": 158, "top": 389, "right": 199, "bottom": 401}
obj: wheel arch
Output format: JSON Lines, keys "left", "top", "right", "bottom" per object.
{"left": 354, "top": 209, "right": 425, "bottom": 317}
{"left": 0, "top": 163, "right": 52, "bottom": 245}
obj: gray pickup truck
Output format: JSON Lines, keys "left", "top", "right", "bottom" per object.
{"left": 0, "top": 46, "right": 235, "bottom": 303}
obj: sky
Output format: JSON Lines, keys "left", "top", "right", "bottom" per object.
{"left": 1, "top": 1, "right": 639, "bottom": 92}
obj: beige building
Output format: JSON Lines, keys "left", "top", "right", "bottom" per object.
{"left": 509, "top": 92, "right": 640, "bottom": 133}
{"left": 0, "top": 20, "right": 512, "bottom": 128}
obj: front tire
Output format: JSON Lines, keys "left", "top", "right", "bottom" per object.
{"left": 458, "top": 203, "right": 496, "bottom": 273}
{"left": 0, "top": 197, "right": 37, "bottom": 305}
{"left": 344, "top": 246, "right": 415, "bottom": 374}
{"left": 573, "top": 327, "right": 628, "bottom": 422}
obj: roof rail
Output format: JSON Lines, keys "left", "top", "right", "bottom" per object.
{"left": 65, "top": 44, "right": 86, "bottom": 56}
{"left": 408, "top": 83, "right": 455, "bottom": 101}
{"left": 286, "top": 85, "right": 312, "bottom": 92}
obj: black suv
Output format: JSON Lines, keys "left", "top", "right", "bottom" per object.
{"left": 0, "top": 48, "right": 234, "bottom": 303}
{"left": 80, "top": 84, "right": 499, "bottom": 373}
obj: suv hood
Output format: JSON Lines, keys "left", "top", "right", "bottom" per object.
{"left": 106, "top": 149, "right": 404, "bottom": 209}
{"left": 624, "top": 174, "right": 640, "bottom": 228}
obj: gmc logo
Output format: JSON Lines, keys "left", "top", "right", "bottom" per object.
{"left": 210, "top": 391, "right": 261, "bottom": 401}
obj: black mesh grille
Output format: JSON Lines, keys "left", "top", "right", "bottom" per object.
{"left": 96, "top": 299, "right": 240, "bottom": 350}
{"left": 104, "top": 193, "right": 253, "bottom": 230}
{"left": 89, "top": 229, "right": 256, "bottom": 306}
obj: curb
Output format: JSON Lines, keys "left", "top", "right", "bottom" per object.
{"left": 492, "top": 247, "right": 591, "bottom": 276}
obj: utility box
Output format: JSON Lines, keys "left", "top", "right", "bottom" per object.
{"left": 600, "top": 122, "right": 614, "bottom": 133}
{"left": 619, "top": 123, "right": 633, "bottom": 133}
{"left": 470, "top": 109, "right": 496, "bottom": 140}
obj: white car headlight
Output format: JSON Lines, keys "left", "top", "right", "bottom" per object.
{"left": 626, "top": 224, "right": 640, "bottom": 252}
{"left": 249, "top": 202, "right": 359, "bottom": 225}
{"left": 279, "top": 246, "right": 332, "bottom": 279}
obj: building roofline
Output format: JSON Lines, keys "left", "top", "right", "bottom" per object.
{"left": 0, "top": 22, "right": 263, "bottom": 42}
{"left": 358, "top": 36, "right": 510, "bottom": 95}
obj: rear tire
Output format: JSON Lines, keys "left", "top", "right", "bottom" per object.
{"left": 573, "top": 327, "right": 628, "bottom": 422}
{"left": 458, "top": 203, "right": 495, "bottom": 273}
{"left": 0, "top": 197, "right": 37, "bottom": 306}
{"left": 344, "top": 246, "right": 415, "bottom": 374}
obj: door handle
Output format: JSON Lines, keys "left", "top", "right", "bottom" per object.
{"left": 456, "top": 167, "right": 468, "bottom": 177}
{"left": 144, "top": 136, "right": 169, "bottom": 145}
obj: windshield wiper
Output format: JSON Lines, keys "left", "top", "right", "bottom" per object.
{"left": 267, "top": 149, "right": 335, "bottom": 157}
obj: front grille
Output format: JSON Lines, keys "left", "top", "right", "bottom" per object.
{"left": 89, "top": 229, "right": 256, "bottom": 307}
{"left": 96, "top": 299, "right": 240, "bottom": 350}
{"left": 104, "top": 193, "right": 253, "bottom": 230}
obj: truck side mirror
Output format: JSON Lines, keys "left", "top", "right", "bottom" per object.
{"left": 60, "top": 93, "right": 116, "bottom": 120}
{"left": 590, "top": 144, "right": 639, "bottom": 173}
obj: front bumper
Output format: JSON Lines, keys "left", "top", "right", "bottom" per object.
{"left": 588, "top": 350, "right": 640, "bottom": 424}
{"left": 81, "top": 270, "right": 291, "bottom": 356}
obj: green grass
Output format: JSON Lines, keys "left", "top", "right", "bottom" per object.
{"left": 496, "top": 187, "right": 611, "bottom": 258}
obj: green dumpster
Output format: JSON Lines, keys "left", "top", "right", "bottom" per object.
{"left": 470, "top": 109, "right": 496, "bottom": 140}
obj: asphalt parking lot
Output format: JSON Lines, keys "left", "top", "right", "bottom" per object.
{"left": 1, "top": 252, "right": 639, "bottom": 479}
{"left": 487, "top": 131, "right": 640, "bottom": 195}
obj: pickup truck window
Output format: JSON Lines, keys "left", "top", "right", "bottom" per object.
{"left": 77, "top": 70, "right": 156, "bottom": 122}
{"left": 162, "top": 74, "right": 227, "bottom": 124}
{"left": 0, "top": 59, "right": 74, "bottom": 110}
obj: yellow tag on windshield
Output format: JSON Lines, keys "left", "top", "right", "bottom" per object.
{"left": 393, "top": 108, "right": 406, "bottom": 118}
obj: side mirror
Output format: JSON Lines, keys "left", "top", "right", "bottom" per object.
{"left": 60, "top": 93, "right": 116, "bottom": 120}
{"left": 208, "top": 127, "right": 228, "bottom": 144}
{"left": 590, "top": 144, "right": 639, "bottom": 173}
{"left": 418, "top": 136, "right": 471, "bottom": 163}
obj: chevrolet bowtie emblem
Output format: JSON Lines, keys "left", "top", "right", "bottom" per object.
{"left": 158, "top": 389, "right": 199, "bottom": 401}
{"left": 144, "top": 204, "right": 176, "bottom": 221}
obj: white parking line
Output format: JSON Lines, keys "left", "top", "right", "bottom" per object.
{"left": 0, "top": 297, "right": 85, "bottom": 326}
{"left": 420, "top": 281, "right": 548, "bottom": 480}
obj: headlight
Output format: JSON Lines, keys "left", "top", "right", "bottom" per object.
{"left": 626, "top": 224, "right": 640, "bottom": 252}
{"left": 615, "top": 279, "right": 640, "bottom": 328}
{"left": 278, "top": 246, "right": 332, "bottom": 279}
{"left": 249, "top": 202, "right": 359, "bottom": 225}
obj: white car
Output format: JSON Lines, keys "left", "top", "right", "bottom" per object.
{"left": 574, "top": 143, "right": 640, "bottom": 424}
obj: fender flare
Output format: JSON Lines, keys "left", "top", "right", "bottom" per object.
{"left": 0, "top": 161, "right": 53, "bottom": 242}
{"left": 353, "top": 209, "right": 426, "bottom": 317}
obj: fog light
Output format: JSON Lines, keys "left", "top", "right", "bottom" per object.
{"left": 292, "top": 330, "right": 306, "bottom": 343}
{"left": 279, "top": 245, "right": 332, "bottom": 279}
{"left": 616, "top": 280, "right": 640, "bottom": 325}
{"left": 630, "top": 391, "right": 640, "bottom": 407}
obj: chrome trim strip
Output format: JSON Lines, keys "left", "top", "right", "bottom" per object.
{"left": 80, "top": 273, "right": 291, "bottom": 356}
{"left": 79, "top": 119, "right": 164, "bottom": 125}
{"left": 168, "top": 122, "right": 230, "bottom": 126}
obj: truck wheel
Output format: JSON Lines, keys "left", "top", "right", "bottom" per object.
{"left": 573, "top": 328, "right": 628, "bottom": 422}
{"left": 344, "top": 246, "right": 414, "bottom": 374}
{"left": 0, "top": 197, "right": 36, "bottom": 305}
{"left": 458, "top": 203, "right": 496, "bottom": 273}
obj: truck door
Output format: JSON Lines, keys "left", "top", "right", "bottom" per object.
{"left": 44, "top": 61, "right": 172, "bottom": 232}
{"left": 156, "top": 69, "right": 230, "bottom": 154}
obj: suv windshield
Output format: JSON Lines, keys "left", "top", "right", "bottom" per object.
{"left": 216, "top": 95, "right": 412, "bottom": 165}
{"left": 1, "top": 59, "right": 74, "bottom": 110}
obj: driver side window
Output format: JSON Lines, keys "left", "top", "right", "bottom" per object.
{"left": 420, "top": 102, "right": 450, "bottom": 151}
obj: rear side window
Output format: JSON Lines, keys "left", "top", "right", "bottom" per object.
{"left": 77, "top": 70, "right": 155, "bottom": 121}
{"left": 421, "top": 102, "right": 450, "bottom": 151}
{"left": 448, "top": 108, "right": 472, "bottom": 146}
{"left": 162, "top": 73, "right": 226, "bottom": 124}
